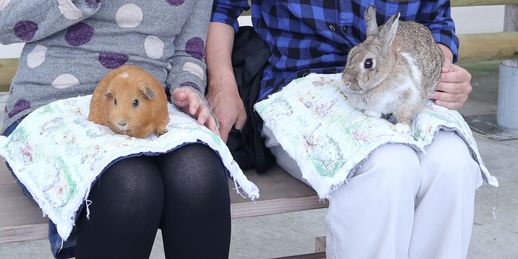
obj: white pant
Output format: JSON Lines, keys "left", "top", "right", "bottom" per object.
{"left": 263, "top": 128, "right": 483, "bottom": 259}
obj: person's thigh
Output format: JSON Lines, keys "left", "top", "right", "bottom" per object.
{"left": 417, "top": 131, "right": 483, "bottom": 194}
{"left": 326, "top": 143, "right": 421, "bottom": 259}
{"left": 262, "top": 125, "right": 306, "bottom": 181}
{"left": 75, "top": 156, "right": 164, "bottom": 259}
{"left": 155, "top": 143, "right": 231, "bottom": 258}
{"left": 409, "top": 131, "right": 483, "bottom": 259}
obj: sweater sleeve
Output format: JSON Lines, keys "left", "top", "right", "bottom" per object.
{"left": 166, "top": 0, "right": 213, "bottom": 98}
{"left": 416, "top": 0, "right": 459, "bottom": 63}
{"left": 0, "top": 0, "right": 101, "bottom": 44}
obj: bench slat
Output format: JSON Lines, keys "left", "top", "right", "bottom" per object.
{"left": 232, "top": 196, "right": 327, "bottom": 219}
{"left": 230, "top": 167, "right": 320, "bottom": 203}
{"left": 0, "top": 58, "right": 17, "bottom": 92}
{"left": 0, "top": 183, "right": 46, "bottom": 228}
{"left": 0, "top": 160, "right": 326, "bottom": 243}
{"left": 0, "top": 224, "right": 48, "bottom": 244}
{"left": 275, "top": 252, "right": 326, "bottom": 259}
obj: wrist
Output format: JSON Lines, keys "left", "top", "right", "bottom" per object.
{"left": 207, "top": 71, "right": 239, "bottom": 93}
{"left": 437, "top": 44, "right": 453, "bottom": 64}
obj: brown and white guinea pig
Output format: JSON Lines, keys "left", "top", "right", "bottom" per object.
{"left": 88, "top": 65, "right": 169, "bottom": 138}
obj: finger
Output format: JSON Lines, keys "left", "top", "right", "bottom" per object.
{"left": 441, "top": 58, "right": 453, "bottom": 73}
{"left": 218, "top": 122, "right": 232, "bottom": 143}
{"left": 435, "top": 99, "right": 462, "bottom": 110}
{"left": 188, "top": 98, "right": 200, "bottom": 116}
{"left": 435, "top": 81, "right": 465, "bottom": 94}
{"left": 197, "top": 108, "right": 210, "bottom": 125}
{"left": 440, "top": 65, "right": 470, "bottom": 83}
{"left": 431, "top": 91, "right": 457, "bottom": 103}
{"left": 172, "top": 89, "right": 189, "bottom": 107}
{"left": 234, "top": 111, "right": 247, "bottom": 130}
{"left": 206, "top": 115, "right": 220, "bottom": 135}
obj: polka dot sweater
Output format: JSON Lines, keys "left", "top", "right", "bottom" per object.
{"left": 0, "top": 0, "right": 212, "bottom": 132}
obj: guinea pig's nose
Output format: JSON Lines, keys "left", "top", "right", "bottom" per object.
{"left": 117, "top": 120, "right": 128, "bottom": 129}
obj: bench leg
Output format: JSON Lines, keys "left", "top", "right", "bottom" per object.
{"left": 315, "top": 236, "right": 326, "bottom": 253}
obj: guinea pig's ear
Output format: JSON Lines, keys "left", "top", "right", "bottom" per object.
{"left": 104, "top": 88, "right": 113, "bottom": 99}
{"left": 139, "top": 83, "right": 156, "bottom": 100}
{"left": 365, "top": 5, "right": 379, "bottom": 37}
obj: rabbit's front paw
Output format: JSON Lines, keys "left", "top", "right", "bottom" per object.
{"left": 364, "top": 110, "right": 382, "bottom": 118}
{"left": 394, "top": 123, "right": 411, "bottom": 135}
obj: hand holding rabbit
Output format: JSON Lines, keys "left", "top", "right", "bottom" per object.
{"left": 432, "top": 46, "right": 473, "bottom": 109}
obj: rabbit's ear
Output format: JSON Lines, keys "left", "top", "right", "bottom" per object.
{"left": 365, "top": 5, "right": 379, "bottom": 37}
{"left": 380, "top": 12, "right": 400, "bottom": 53}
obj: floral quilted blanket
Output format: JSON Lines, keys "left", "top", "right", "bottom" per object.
{"left": 254, "top": 73, "right": 498, "bottom": 198}
{"left": 0, "top": 95, "right": 259, "bottom": 241}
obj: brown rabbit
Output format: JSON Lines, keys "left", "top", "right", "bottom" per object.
{"left": 341, "top": 5, "right": 443, "bottom": 133}
{"left": 88, "top": 65, "right": 170, "bottom": 138}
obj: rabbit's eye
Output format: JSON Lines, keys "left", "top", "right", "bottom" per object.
{"left": 133, "top": 99, "right": 139, "bottom": 108}
{"left": 114, "top": 98, "right": 117, "bottom": 106}
{"left": 364, "top": 58, "right": 374, "bottom": 69}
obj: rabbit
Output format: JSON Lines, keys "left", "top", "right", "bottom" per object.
{"left": 341, "top": 5, "right": 443, "bottom": 134}
{"left": 88, "top": 65, "right": 170, "bottom": 138}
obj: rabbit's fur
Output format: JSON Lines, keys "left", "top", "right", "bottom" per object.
{"left": 341, "top": 5, "right": 443, "bottom": 133}
{"left": 88, "top": 65, "right": 169, "bottom": 138}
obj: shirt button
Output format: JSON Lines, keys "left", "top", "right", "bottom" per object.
{"left": 329, "top": 25, "right": 336, "bottom": 32}
{"left": 343, "top": 27, "right": 350, "bottom": 33}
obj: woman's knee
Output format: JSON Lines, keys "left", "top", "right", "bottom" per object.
{"left": 421, "top": 132, "right": 482, "bottom": 188}
{"left": 354, "top": 144, "right": 421, "bottom": 189}
{"left": 92, "top": 156, "right": 164, "bottom": 214}
{"left": 158, "top": 143, "right": 229, "bottom": 199}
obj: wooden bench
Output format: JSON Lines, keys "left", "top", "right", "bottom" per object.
{"left": 0, "top": 159, "right": 328, "bottom": 243}
{"left": 1, "top": 0, "right": 517, "bottom": 258}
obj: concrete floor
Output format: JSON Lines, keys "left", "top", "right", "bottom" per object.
{"left": 0, "top": 61, "right": 517, "bottom": 258}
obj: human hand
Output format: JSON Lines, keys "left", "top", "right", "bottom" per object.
{"left": 206, "top": 83, "right": 246, "bottom": 143}
{"left": 172, "top": 87, "right": 219, "bottom": 134}
{"left": 430, "top": 59, "right": 473, "bottom": 110}
{"left": 430, "top": 45, "right": 473, "bottom": 110}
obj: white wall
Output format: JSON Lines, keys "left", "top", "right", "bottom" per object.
{"left": 0, "top": 6, "right": 505, "bottom": 59}
{"left": 452, "top": 5, "right": 504, "bottom": 34}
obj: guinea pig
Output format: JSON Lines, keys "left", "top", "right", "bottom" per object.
{"left": 88, "top": 65, "right": 170, "bottom": 138}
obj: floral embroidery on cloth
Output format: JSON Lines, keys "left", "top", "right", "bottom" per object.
{"left": 254, "top": 73, "right": 498, "bottom": 199}
{"left": 0, "top": 95, "right": 259, "bottom": 241}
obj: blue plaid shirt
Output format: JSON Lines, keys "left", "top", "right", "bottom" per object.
{"left": 211, "top": 1, "right": 459, "bottom": 102}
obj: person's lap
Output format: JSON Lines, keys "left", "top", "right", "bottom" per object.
{"left": 75, "top": 143, "right": 231, "bottom": 258}
{"left": 264, "top": 125, "right": 483, "bottom": 258}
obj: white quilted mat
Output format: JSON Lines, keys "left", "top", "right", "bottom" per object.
{"left": 0, "top": 95, "right": 259, "bottom": 241}
{"left": 255, "top": 73, "right": 498, "bottom": 199}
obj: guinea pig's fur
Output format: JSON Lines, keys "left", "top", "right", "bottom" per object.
{"left": 88, "top": 65, "right": 169, "bottom": 138}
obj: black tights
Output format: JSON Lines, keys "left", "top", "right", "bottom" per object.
{"left": 75, "top": 144, "right": 231, "bottom": 259}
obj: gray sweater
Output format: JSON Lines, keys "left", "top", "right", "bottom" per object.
{"left": 1, "top": 0, "right": 212, "bottom": 132}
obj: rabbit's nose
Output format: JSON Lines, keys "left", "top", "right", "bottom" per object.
{"left": 343, "top": 82, "right": 351, "bottom": 88}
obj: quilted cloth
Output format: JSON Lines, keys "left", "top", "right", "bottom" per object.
{"left": 0, "top": 95, "right": 259, "bottom": 241}
{"left": 254, "top": 73, "right": 498, "bottom": 199}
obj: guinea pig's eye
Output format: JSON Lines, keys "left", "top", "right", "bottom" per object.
{"left": 364, "top": 58, "right": 374, "bottom": 69}
{"left": 114, "top": 98, "right": 117, "bottom": 106}
{"left": 132, "top": 99, "right": 139, "bottom": 108}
